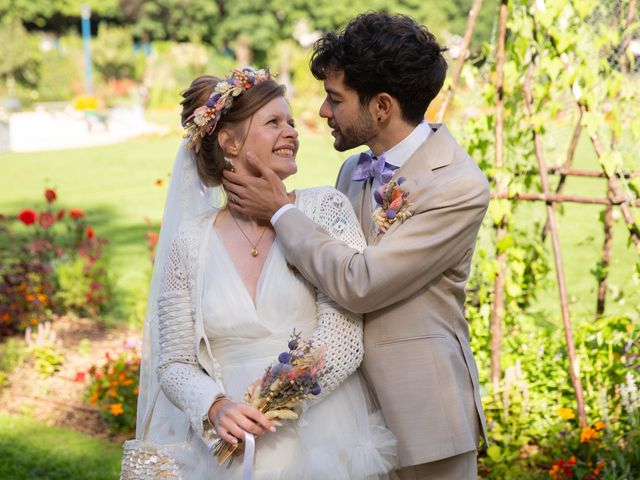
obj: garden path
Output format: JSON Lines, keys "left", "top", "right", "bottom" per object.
{"left": 0, "top": 316, "right": 138, "bottom": 443}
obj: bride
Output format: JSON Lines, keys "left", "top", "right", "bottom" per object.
{"left": 127, "top": 68, "right": 396, "bottom": 479}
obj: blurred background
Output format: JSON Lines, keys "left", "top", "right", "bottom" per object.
{"left": 0, "top": 1, "right": 639, "bottom": 479}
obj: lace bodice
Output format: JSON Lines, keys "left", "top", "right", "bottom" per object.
{"left": 156, "top": 187, "right": 367, "bottom": 441}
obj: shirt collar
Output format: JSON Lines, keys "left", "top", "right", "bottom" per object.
{"left": 377, "top": 121, "right": 432, "bottom": 168}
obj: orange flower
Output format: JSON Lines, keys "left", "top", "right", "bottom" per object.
{"left": 133, "top": 388, "right": 139, "bottom": 395}
{"left": 108, "top": 389, "right": 117, "bottom": 398}
{"left": 90, "top": 392, "right": 99, "bottom": 405}
{"left": 594, "top": 420, "right": 605, "bottom": 431}
{"left": 154, "top": 178, "right": 164, "bottom": 187}
{"left": 593, "top": 459, "right": 605, "bottom": 475}
{"left": 1, "top": 313, "right": 9, "bottom": 321}
{"left": 69, "top": 208, "right": 84, "bottom": 219}
{"left": 110, "top": 403, "right": 124, "bottom": 415}
{"left": 580, "top": 426, "right": 599, "bottom": 443}
{"left": 556, "top": 407, "right": 575, "bottom": 420}
{"left": 122, "top": 379, "right": 134, "bottom": 386}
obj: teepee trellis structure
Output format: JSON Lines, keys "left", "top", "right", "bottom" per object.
{"left": 437, "top": 0, "right": 639, "bottom": 429}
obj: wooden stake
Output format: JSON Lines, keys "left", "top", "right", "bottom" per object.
{"left": 490, "top": 0, "right": 509, "bottom": 393}
{"left": 524, "top": 65, "right": 587, "bottom": 428}
{"left": 436, "top": 0, "right": 486, "bottom": 122}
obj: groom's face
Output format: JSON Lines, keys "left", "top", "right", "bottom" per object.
{"left": 319, "top": 70, "right": 376, "bottom": 152}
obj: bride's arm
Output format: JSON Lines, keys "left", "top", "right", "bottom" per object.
{"left": 156, "top": 230, "right": 225, "bottom": 440}
{"left": 306, "top": 188, "right": 367, "bottom": 399}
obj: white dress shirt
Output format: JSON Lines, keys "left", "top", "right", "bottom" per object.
{"left": 272, "top": 121, "right": 432, "bottom": 224}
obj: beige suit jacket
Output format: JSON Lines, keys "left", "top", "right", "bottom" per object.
{"left": 274, "top": 124, "right": 489, "bottom": 467}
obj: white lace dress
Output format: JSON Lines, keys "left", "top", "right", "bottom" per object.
{"left": 155, "top": 187, "right": 396, "bottom": 479}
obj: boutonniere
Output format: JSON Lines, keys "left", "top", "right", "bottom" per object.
{"left": 372, "top": 177, "right": 412, "bottom": 235}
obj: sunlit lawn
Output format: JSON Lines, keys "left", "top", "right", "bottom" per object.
{"left": 0, "top": 414, "right": 122, "bottom": 480}
{"left": 0, "top": 120, "right": 637, "bottom": 326}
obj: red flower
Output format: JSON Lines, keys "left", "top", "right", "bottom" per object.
{"left": 69, "top": 209, "right": 84, "bottom": 219}
{"left": 44, "top": 188, "right": 57, "bottom": 203}
{"left": 39, "top": 211, "right": 55, "bottom": 229}
{"left": 56, "top": 209, "right": 65, "bottom": 220}
{"left": 19, "top": 209, "right": 37, "bottom": 225}
{"left": 74, "top": 371, "right": 86, "bottom": 382}
{"left": 86, "top": 227, "right": 95, "bottom": 239}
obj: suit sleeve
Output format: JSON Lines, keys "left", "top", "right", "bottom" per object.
{"left": 275, "top": 172, "right": 489, "bottom": 314}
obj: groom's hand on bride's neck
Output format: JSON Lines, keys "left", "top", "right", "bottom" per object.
{"left": 222, "top": 151, "right": 292, "bottom": 220}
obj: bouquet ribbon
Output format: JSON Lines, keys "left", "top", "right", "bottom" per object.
{"left": 243, "top": 432, "right": 255, "bottom": 480}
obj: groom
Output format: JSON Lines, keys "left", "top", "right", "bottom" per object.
{"left": 224, "top": 13, "right": 489, "bottom": 479}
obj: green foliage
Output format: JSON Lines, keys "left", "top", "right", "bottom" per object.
{"left": 473, "top": 315, "right": 639, "bottom": 478}
{"left": 55, "top": 255, "right": 113, "bottom": 320}
{"left": 86, "top": 350, "right": 140, "bottom": 434}
{"left": 30, "top": 343, "right": 64, "bottom": 378}
{"left": 0, "top": 16, "right": 40, "bottom": 95}
{"left": 92, "top": 25, "right": 143, "bottom": 82}
{"left": 0, "top": 338, "right": 27, "bottom": 387}
{"left": 0, "top": 413, "right": 122, "bottom": 480}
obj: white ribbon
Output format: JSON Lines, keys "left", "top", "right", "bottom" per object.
{"left": 243, "top": 431, "right": 256, "bottom": 480}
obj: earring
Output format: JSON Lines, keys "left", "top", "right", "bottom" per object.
{"left": 224, "top": 156, "right": 236, "bottom": 172}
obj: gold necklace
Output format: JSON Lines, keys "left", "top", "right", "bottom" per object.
{"left": 230, "top": 214, "right": 268, "bottom": 257}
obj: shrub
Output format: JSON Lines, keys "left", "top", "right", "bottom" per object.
{"left": 86, "top": 350, "right": 140, "bottom": 434}
{"left": 0, "top": 188, "right": 113, "bottom": 336}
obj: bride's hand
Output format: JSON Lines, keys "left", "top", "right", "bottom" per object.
{"left": 208, "top": 398, "right": 275, "bottom": 445}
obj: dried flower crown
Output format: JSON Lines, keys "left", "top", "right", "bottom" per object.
{"left": 184, "top": 67, "right": 271, "bottom": 151}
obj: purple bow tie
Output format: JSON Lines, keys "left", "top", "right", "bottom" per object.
{"left": 351, "top": 152, "right": 398, "bottom": 183}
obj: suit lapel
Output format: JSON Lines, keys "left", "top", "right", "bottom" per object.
{"left": 371, "top": 124, "right": 457, "bottom": 243}
{"left": 361, "top": 180, "right": 374, "bottom": 243}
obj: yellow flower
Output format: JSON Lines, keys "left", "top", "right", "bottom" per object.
{"left": 594, "top": 420, "right": 605, "bottom": 431}
{"left": 580, "top": 426, "right": 599, "bottom": 443}
{"left": 556, "top": 407, "right": 575, "bottom": 419}
{"left": 110, "top": 403, "right": 124, "bottom": 416}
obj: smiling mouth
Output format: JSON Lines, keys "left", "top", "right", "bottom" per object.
{"left": 273, "top": 148, "right": 295, "bottom": 157}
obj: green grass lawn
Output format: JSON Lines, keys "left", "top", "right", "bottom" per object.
{"left": 0, "top": 122, "right": 637, "bottom": 326}
{"left": 0, "top": 414, "right": 122, "bottom": 480}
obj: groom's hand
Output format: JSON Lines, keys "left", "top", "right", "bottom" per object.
{"left": 222, "top": 152, "right": 292, "bottom": 221}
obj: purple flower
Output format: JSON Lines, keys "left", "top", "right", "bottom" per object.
{"left": 281, "top": 364, "right": 293, "bottom": 374}
{"left": 397, "top": 177, "right": 406, "bottom": 185}
{"left": 386, "top": 209, "right": 396, "bottom": 219}
{"left": 559, "top": 430, "right": 567, "bottom": 436}
{"left": 300, "top": 372, "right": 312, "bottom": 382}
{"left": 206, "top": 99, "right": 215, "bottom": 107}
{"left": 373, "top": 189, "right": 384, "bottom": 205}
{"left": 310, "top": 383, "right": 321, "bottom": 395}
{"left": 278, "top": 352, "right": 291, "bottom": 364}
{"left": 271, "top": 363, "right": 283, "bottom": 375}
{"left": 288, "top": 339, "right": 298, "bottom": 350}
{"left": 247, "top": 76, "right": 256, "bottom": 85}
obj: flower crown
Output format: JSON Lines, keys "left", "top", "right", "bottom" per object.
{"left": 184, "top": 67, "right": 271, "bottom": 151}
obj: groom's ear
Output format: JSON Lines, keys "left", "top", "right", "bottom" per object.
{"left": 371, "top": 93, "right": 394, "bottom": 123}
{"left": 218, "top": 129, "right": 240, "bottom": 156}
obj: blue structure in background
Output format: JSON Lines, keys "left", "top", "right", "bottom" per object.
{"left": 81, "top": 4, "right": 94, "bottom": 93}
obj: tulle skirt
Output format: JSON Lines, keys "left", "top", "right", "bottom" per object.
{"left": 181, "top": 336, "right": 397, "bottom": 479}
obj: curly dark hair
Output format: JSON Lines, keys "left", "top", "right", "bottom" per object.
{"left": 310, "top": 12, "right": 447, "bottom": 125}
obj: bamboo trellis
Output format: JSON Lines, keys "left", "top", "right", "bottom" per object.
{"left": 437, "top": 0, "right": 639, "bottom": 428}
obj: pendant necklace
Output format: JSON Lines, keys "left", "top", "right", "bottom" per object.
{"left": 231, "top": 214, "right": 268, "bottom": 257}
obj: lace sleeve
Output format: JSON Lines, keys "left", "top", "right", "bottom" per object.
{"left": 156, "top": 229, "right": 224, "bottom": 439}
{"left": 305, "top": 188, "right": 367, "bottom": 399}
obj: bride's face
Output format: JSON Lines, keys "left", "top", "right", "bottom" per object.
{"left": 235, "top": 96, "right": 299, "bottom": 180}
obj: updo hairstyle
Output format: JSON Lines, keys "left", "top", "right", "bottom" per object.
{"left": 180, "top": 75, "right": 286, "bottom": 186}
